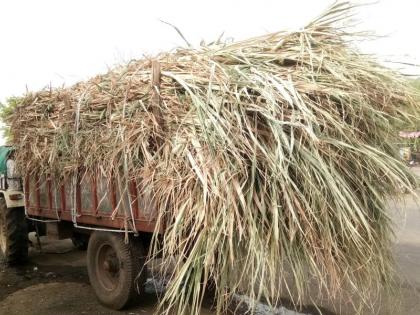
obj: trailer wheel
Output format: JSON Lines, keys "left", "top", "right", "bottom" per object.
{"left": 0, "top": 198, "right": 28, "bottom": 265}
{"left": 87, "top": 231, "right": 146, "bottom": 310}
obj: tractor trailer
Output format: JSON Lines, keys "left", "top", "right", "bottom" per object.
{"left": 0, "top": 146, "right": 157, "bottom": 310}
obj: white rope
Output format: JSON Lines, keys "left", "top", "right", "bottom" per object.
{"left": 26, "top": 216, "right": 60, "bottom": 223}
{"left": 71, "top": 91, "right": 86, "bottom": 225}
{"left": 73, "top": 222, "right": 137, "bottom": 233}
{"left": 123, "top": 151, "right": 138, "bottom": 234}
{"left": 120, "top": 82, "right": 138, "bottom": 235}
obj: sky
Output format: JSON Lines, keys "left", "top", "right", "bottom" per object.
{"left": 0, "top": 1, "right": 419, "bottom": 116}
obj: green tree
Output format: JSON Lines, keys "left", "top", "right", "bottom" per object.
{"left": 0, "top": 96, "right": 23, "bottom": 143}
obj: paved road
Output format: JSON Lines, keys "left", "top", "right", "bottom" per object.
{"left": 0, "top": 168, "right": 419, "bottom": 315}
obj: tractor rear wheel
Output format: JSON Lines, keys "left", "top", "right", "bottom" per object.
{"left": 87, "top": 231, "right": 147, "bottom": 310}
{"left": 0, "top": 198, "right": 28, "bottom": 265}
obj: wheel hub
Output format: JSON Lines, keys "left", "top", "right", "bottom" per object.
{"left": 96, "top": 243, "right": 121, "bottom": 291}
{"left": 103, "top": 257, "right": 119, "bottom": 273}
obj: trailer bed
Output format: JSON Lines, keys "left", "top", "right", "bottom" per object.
{"left": 24, "top": 173, "right": 158, "bottom": 233}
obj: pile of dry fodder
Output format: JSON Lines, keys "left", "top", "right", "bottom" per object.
{"left": 7, "top": 2, "right": 420, "bottom": 314}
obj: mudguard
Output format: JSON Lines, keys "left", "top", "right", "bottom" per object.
{"left": 0, "top": 190, "right": 25, "bottom": 208}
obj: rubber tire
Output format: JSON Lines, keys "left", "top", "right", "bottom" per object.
{"left": 71, "top": 232, "right": 89, "bottom": 250}
{"left": 0, "top": 198, "right": 28, "bottom": 265}
{"left": 87, "top": 232, "right": 146, "bottom": 310}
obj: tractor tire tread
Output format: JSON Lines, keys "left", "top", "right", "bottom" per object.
{"left": 0, "top": 198, "right": 28, "bottom": 265}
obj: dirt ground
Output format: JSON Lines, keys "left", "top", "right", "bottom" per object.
{"left": 0, "top": 168, "right": 419, "bottom": 315}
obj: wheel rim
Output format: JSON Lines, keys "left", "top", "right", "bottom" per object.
{"left": 96, "top": 243, "right": 121, "bottom": 291}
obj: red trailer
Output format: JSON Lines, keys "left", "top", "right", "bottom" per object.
{"left": 0, "top": 167, "right": 160, "bottom": 310}
{"left": 0, "top": 61, "right": 165, "bottom": 310}
{"left": 24, "top": 173, "right": 158, "bottom": 234}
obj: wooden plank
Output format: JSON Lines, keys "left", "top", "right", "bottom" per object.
{"left": 151, "top": 60, "right": 162, "bottom": 122}
{"left": 151, "top": 60, "right": 163, "bottom": 148}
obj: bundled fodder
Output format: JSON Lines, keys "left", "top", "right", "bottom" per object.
{"left": 7, "top": 2, "right": 420, "bottom": 314}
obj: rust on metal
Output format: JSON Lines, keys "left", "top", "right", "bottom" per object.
{"left": 92, "top": 174, "right": 99, "bottom": 215}
{"left": 47, "top": 178, "right": 53, "bottom": 211}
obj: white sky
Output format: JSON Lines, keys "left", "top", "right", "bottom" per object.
{"left": 0, "top": 1, "right": 419, "bottom": 110}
